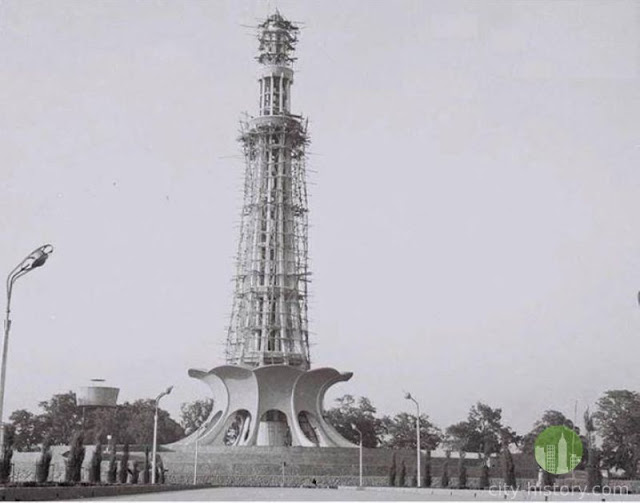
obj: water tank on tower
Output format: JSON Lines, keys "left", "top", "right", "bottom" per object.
{"left": 77, "top": 379, "right": 119, "bottom": 408}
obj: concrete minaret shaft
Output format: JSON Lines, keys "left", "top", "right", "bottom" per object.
{"left": 226, "top": 12, "right": 310, "bottom": 370}
{"left": 178, "top": 12, "right": 354, "bottom": 448}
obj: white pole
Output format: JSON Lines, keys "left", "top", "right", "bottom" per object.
{"left": 151, "top": 405, "right": 159, "bottom": 484}
{"left": 193, "top": 431, "right": 199, "bottom": 485}
{"left": 359, "top": 435, "right": 363, "bottom": 487}
{"left": 151, "top": 386, "right": 173, "bottom": 485}
{"left": 0, "top": 245, "right": 54, "bottom": 450}
{"left": 416, "top": 401, "right": 421, "bottom": 488}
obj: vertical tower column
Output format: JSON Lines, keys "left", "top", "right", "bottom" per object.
{"left": 226, "top": 12, "right": 310, "bottom": 376}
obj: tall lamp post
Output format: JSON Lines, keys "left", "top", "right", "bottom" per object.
{"left": 193, "top": 423, "right": 205, "bottom": 486}
{"left": 151, "top": 385, "right": 173, "bottom": 484}
{"left": 404, "top": 392, "right": 421, "bottom": 488}
{"left": 1, "top": 244, "right": 54, "bottom": 447}
{"left": 353, "top": 424, "right": 363, "bottom": 488}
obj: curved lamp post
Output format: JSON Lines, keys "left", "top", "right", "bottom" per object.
{"left": 1, "top": 244, "right": 54, "bottom": 447}
{"left": 404, "top": 392, "right": 421, "bottom": 488}
{"left": 151, "top": 385, "right": 173, "bottom": 484}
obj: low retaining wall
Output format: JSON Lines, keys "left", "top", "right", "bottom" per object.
{"left": 0, "top": 484, "right": 210, "bottom": 501}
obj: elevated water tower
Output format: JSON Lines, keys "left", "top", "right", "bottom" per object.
{"left": 77, "top": 379, "right": 119, "bottom": 425}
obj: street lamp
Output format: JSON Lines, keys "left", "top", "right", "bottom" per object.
{"left": 151, "top": 385, "right": 173, "bottom": 484}
{"left": 404, "top": 392, "right": 421, "bottom": 488}
{"left": 192, "top": 423, "right": 206, "bottom": 486}
{"left": 1, "top": 244, "right": 54, "bottom": 447}
{"left": 353, "top": 424, "right": 363, "bottom": 488}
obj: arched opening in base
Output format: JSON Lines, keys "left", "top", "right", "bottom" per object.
{"left": 257, "top": 409, "right": 291, "bottom": 446}
{"left": 223, "top": 409, "right": 251, "bottom": 446}
{"left": 297, "top": 411, "right": 320, "bottom": 446}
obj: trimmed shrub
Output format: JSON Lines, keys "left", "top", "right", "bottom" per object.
{"left": 107, "top": 440, "right": 117, "bottom": 484}
{"left": 0, "top": 426, "right": 15, "bottom": 484}
{"left": 398, "top": 459, "right": 406, "bottom": 487}
{"left": 441, "top": 451, "right": 450, "bottom": 488}
{"left": 142, "top": 446, "right": 150, "bottom": 484}
{"left": 423, "top": 450, "right": 432, "bottom": 488}
{"left": 479, "top": 462, "right": 490, "bottom": 489}
{"left": 457, "top": 451, "right": 467, "bottom": 489}
{"left": 388, "top": 452, "right": 396, "bottom": 487}
{"left": 35, "top": 438, "right": 53, "bottom": 484}
{"left": 503, "top": 444, "right": 517, "bottom": 489}
{"left": 129, "top": 461, "right": 140, "bottom": 484}
{"left": 118, "top": 443, "right": 130, "bottom": 484}
{"left": 65, "top": 431, "right": 85, "bottom": 483}
{"left": 89, "top": 439, "right": 102, "bottom": 483}
{"left": 157, "top": 455, "right": 166, "bottom": 484}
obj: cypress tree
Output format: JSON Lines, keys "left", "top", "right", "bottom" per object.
{"left": 423, "top": 449, "right": 432, "bottom": 488}
{"left": 118, "top": 443, "right": 129, "bottom": 484}
{"left": 0, "top": 426, "right": 15, "bottom": 484}
{"left": 65, "top": 431, "right": 85, "bottom": 483}
{"left": 503, "top": 441, "right": 517, "bottom": 489}
{"left": 89, "top": 437, "right": 102, "bottom": 483}
{"left": 398, "top": 459, "right": 406, "bottom": 487}
{"left": 457, "top": 451, "right": 467, "bottom": 489}
{"left": 35, "top": 437, "right": 53, "bottom": 484}
{"left": 388, "top": 452, "right": 397, "bottom": 486}
{"left": 107, "top": 439, "right": 117, "bottom": 483}
{"left": 441, "top": 451, "right": 450, "bottom": 488}
{"left": 142, "top": 446, "right": 150, "bottom": 484}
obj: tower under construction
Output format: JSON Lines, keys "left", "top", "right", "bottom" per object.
{"left": 177, "top": 11, "right": 354, "bottom": 448}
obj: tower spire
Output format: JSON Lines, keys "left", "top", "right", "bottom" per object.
{"left": 226, "top": 11, "right": 310, "bottom": 369}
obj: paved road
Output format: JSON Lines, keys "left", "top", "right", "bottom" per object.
{"left": 93, "top": 486, "right": 640, "bottom": 501}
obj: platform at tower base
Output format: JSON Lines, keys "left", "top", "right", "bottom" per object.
{"left": 162, "top": 446, "right": 416, "bottom": 487}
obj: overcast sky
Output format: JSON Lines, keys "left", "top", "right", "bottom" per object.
{"left": 1, "top": 0, "right": 640, "bottom": 436}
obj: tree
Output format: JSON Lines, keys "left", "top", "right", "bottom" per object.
{"left": 0, "top": 425, "right": 15, "bottom": 483}
{"left": 40, "top": 393, "right": 82, "bottom": 445}
{"left": 107, "top": 437, "right": 117, "bottom": 483}
{"left": 446, "top": 403, "right": 517, "bottom": 460}
{"left": 89, "top": 436, "right": 102, "bottom": 483}
{"left": 118, "top": 443, "right": 130, "bottom": 484}
{"left": 458, "top": 451, "right": 467, "bottom": 489}
{"left": 324, "top": 395, "right": 384, "bottom": 448}
{"left": 180, "top": 399, "right": 213, "bottom": 435}
{"left": 502, "top": 434, "right": 517, "bottom": 489}
{"left": 479, "top": 460, "right": 490, "bottom": 489}
{"left": 381, "top": 412, "right": 441, "bottom": 451}
{"left": 65, "top": 431, "right": 85, "bottom": 483}
{"left": 142, "top": 446, "right": 150, "bottom": 484}
{"left": 398, "top": 459, "right": 406, "bottom": 487}
{"left": 129, "top": 461, "right": 140, "bottom": 484}
{"left": 388, "top": 452, "right": 396, "bottom": 486}
{"left": 441, "top": 451, "right": 450, "bottom": 488}
{"left": 9, "top": 409, "right": 42, "bottom": 451}
{"left": 423, "top": 449, "right": 432, "bottom": 488}
{"left": 584, "top": 408, "right": 600, "bottom": 491}
{"left": 6, "top": 392, "right": 186, "bottom": 448}
{"left": 594, "top": 390, "right": 640, "bottom": 477}
{"left": 521, "top": 410, "right": 577, "bottom": 455}
{"left": 35, "top": 437, "right": 53, "bottom": 483}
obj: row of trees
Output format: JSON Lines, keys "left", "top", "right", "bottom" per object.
{"left": 7, "top": 389, "right": 640, "bottom": 480}
{"left": 9, "top": 392, "right": 188, "bottom": 451}
{"left": 0, "top": 424, "right": 166, "bottom": 485}
{"left": 323, "top": 391, "right": 640, "bottom": 480}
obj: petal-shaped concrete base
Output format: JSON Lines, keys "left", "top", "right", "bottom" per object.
{"left": 170, "top": 365, "right": 355, "bottom": 448}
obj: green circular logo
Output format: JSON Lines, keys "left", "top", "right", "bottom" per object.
{"left": 534, "top": 425, "right": 583, "bottom": 474}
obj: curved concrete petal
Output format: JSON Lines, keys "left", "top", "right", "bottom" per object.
{"left": 292, "top": 367, "right": 356, "bottom": 448}
{"left": 253, "top": 365, "right": 302, "bottom": 446}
